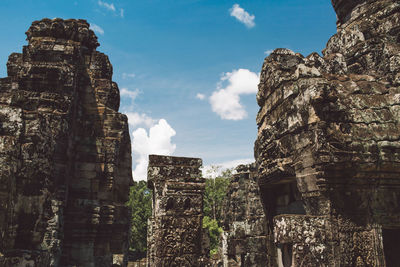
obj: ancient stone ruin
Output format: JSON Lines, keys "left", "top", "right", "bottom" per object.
{"left": 220, "top": 163, "right": 268, "bottom": 267}
{"left": 147, "top": 155, "right": 209, "bottom": 267}
{"left": 254, "top": 0, "right": 400, "bottom": 266}
{"left": 1, "top": 0, "right": 400, "bottom": 266}
{"left": 0, "top": 19, "right": 132, "bottom": 266}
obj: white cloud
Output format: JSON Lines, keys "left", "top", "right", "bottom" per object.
{"left": 90, "top": 24, "right": 104, "bottom": 35}
{"left": 119, "top": 86, "right": 176, "bottom": 182}
{"left": 264, "top": 49, "right": 274, "bottom": 55}
{"left": 196, "top": 93, "right": 205, "bottom": 100}
{"left": 98, "top": 0, "right": 115, "bottom": 11}
{"left": 202, "top": 158, "right": 254, "bottom": 178}
{"left": 126, "top": 112, "right": 156, "bottom": 129}
{"left": 229, "top": 4, "right": 255, "bottom": 28}
{"left": 122, "top": 72, "right": 135, "bottom": 79}
{"left": 120, "top": 88, "right": 139, "bottom": 102}
{"left": 98, "top": 0, "right": 124, "bottom": 17}
{"left": 132, "top": 119, "right": 176, "bottom": 181}
{"left": 209, "top": 69, "right": 259, "bottom": 120}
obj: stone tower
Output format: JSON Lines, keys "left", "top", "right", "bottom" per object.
{"left": 254, "top": 0, "right": 400, "bottom": 266}
{"left": 220, "top": 163, "right": 269, "bottom": 267}
{"left": 147, "top": 155, "right": 209, "bottom": 266}
{"left": 0, "top": 19, "right": 132, "bottom": 266}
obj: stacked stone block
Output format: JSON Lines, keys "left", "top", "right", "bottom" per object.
{"left": 147, "top": 155, "right": 209, "bottom": 267}
{"left": 254, "top": 0, "right": 400, "bottom": 266}
{"left": 0, "top": 18, "right": 132, "bottom": 266}
{"left": 220, "top": 164, "right": 268, "bottom": 267}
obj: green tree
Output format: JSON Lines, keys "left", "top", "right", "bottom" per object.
{"left": 202, "top": 215, "right": 223, "bottom": 255}
{"left": 203, "top": 166, "right": 231, "bottom": 223}
{"left": 202, "top": 166, "right": 232, "bottom": 255}
{"left": 126, "top": 180, "right": 152, "bottom": 259}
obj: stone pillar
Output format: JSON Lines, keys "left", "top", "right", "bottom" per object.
{"left": 221, "top": 164, "right": 268, "bottom": 267}
{"left": 147, "top": 155, "right": 209, "bottom": 266}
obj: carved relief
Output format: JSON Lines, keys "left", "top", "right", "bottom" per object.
{"left": 0, "top": 18, "right": 132, "bottom": 266}
{"left": 147, "top": 155, "right": 209, "bottom": 266}
{"left": 255, "top": 0, "right": 400, "bottom": 266}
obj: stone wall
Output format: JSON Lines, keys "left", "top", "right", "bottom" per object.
{"left": 254, "top": 0, "right": 400, "bottom": 266}
{"left": 147, "top": 155, "right": 209, "bottom": 266}
{"left": 0, "top": 18, "right": 132, "bottom": 267}
{"left": 220, "top": 164, "right": 268, "bottom": 267}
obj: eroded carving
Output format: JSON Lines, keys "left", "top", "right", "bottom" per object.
{"left": 255, "top": 0, "right": 400, "bottom": 266}
{"left": 0, "top": 18, "right": 132, "bottom": 267}
{"left": 147, "top": 155, "right": 209, "bottom": 267}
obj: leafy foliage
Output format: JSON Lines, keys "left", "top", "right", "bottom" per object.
{"left": 126, "top": 180, "right": 152, "bottom": 259}
{"left": 202, "top": 166, "right": 232, "bottom": 255}
{"left": 202, "top": 215, "right": 223, "bottom": 255}
{"left": 203, "top": 166, "right": 231, "bottom": 223}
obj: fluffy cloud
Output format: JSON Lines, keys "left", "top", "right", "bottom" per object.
{"left": 196, "top": 93, "right": 205, "bottom": 100}
{"left": 126, "top": 112, "right": 156, "bottom": 129}
{"left": 202, "top": 158, "right": 254, "bottom": 178}
{"left": 119, "top": 87, "right": 176, "bottom": 181}
{"left": 210, "top": 69, "right": 259, "bottom": 120}
{"left": 132, "top": 119, "right": 176, "bottom": 181}
{"left": 90, "top": 23, "right": 104, "bottom": 35}
{"left": 229, "top": 4, "right": 255, "bottom": 28}
{"left": 120, "top": 87, "right": 139, "bottom": 101}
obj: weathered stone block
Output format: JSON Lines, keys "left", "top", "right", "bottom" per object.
{"left": 255, "top": 0, "right": 400, "bottom": 266}
{"left": 220, "top": 164, "right": 268, "bottom": 267}
{"left": 147, "top": 155, "right": 209, "bottom": 267}
{"left": 0, "top": 18, "right": 132, "bottom": 267}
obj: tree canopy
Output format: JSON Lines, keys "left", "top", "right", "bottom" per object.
{"left": 202, "top": 166, "right": 232, "bottom": 255}
{"left": 126, "top": 180, "right": 152, "bottom": 260}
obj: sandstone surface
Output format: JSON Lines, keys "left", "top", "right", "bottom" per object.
{"left": 255, "top": 0, "right": 400, "bottom": 266}
{"left": 147, "top": 155, "right": 209, "bottom": 267}
{"left": 220, "top": 164, "right": 269, "bottom": 267}
{"left": 0, "top": 18, "right": 132, "bottom": 267}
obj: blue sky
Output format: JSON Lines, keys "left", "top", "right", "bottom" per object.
{"left": 0, "top": 0, "right": 337, "bottom": 180}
